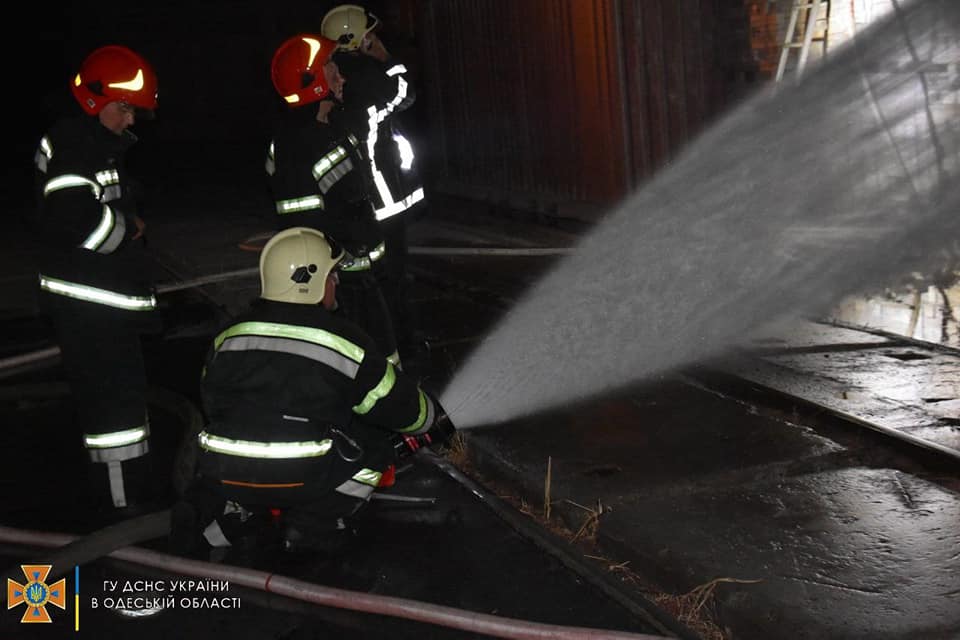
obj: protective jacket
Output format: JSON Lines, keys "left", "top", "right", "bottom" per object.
{"left": 198, "top": 299, "right": 437, "bottom": 506}
{"left": 266, "top": 107, "right": 400, "bottom": 361}
{"left": 266, "top": 107, "right": 385, "bottom": 271}
{"left": 33, "top": 115, "right": 156, "bottom": 313}
{"left": 331, "top": 52, "right": 424, "bottom": 223}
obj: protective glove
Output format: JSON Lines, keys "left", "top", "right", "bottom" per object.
{"left": 392, "top": 392, "right": 456, "bottom": 459}
{"left": 427, "top": 406, "right": 456, "bottom": 446}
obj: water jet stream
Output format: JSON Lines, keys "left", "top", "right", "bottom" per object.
{"left": 441, "top": 0, "right": 960, "bottom": 430}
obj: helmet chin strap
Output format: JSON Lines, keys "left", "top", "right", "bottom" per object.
{"left": 321, "top": 275, "right": 338, "bottom": 310}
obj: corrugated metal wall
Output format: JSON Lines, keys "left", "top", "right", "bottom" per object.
{"left": 418, "top": 0, "right": 748, "bottom": 219}
{"left": 420, "top": 0, "right": 628, "bottom": 215}
{"left": 620, "top": 0, "right": 730, "bottom": 185}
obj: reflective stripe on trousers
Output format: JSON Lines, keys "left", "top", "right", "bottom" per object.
{"left": 84, "top": 424, "right": 150, "bottom": 508}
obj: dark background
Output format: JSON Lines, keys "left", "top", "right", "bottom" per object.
{"left": 11, "top": 0, "right": 416, "bottom": 216}
{"left": 10, "top": 1, "right": 764, "bottom": 224}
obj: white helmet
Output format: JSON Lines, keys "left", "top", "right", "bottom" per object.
{"left": 260, "top": 227, "right": 344, "bottom": 305}
{"left": 321, "top": 4, "right": 379, "bottom": 51}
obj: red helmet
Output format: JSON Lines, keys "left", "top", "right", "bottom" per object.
{"left": 71, "top": 45, "right": 159, "bottom": 116}
{"left": 271, "top": 35, "right": 338, "bottom": 106}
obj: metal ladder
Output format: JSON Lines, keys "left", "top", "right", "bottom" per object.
{"left": 775, "top": 0, "right": 830, "bottom": 81}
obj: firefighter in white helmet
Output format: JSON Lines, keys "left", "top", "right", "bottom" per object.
{"left": 321, "top": 4, "right": 426, "bottom": 369}
{"left": 170, "top": 227, "right": 453, "bottom": 555}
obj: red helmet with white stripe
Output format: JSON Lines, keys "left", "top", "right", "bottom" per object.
{"left": 71, "top": 45, "right": 159, "bottom": 116}
{"left": 271, "top": 35, "right": 339, "bottom": 107}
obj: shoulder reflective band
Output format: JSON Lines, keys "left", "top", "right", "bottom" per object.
{"left": 218, "top": 334, "right": 360, "bottom": 379}
{"left": 275, "top": 195, "right": 324, "bottom": 215}
{"left": 340, "top": 242, "right": 386, "bottom": 272}
{"left": 198, "top": 431, "right": 333, "bottom": 459}
{"left": 81, "top": 204, "right": 127, "bottom": 254}
{"left": 84, "top": 426, "right": 149, "bottom": 449}
{"left": 265, "top": 141, "right": 276, "bottom": 176}
{"left": 312, "top": 146, "right": 354, "bottom": 195}
{"left": 35, "top": 136, "right": 53, "bottom": 173}
{"left": 397, "top": 388, "right": 435, "bottom": 434}
{"left": 215, "top": 321, "right": 365, "bottom": 364}
{"left": 39, "top": 275, "right": 157, "bottom": 311}
{"left": 43, "top": 174, "right": 103, "bottom": 200}
{"left": 353, "top": 361, "right": 396, "bottom": 415}
{"left": 385, "top": 64, "right": 407, "bottom": 77}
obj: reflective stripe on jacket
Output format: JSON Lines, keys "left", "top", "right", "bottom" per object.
{"left": 199, "top": 300, "right": 435, "bottom": 487}
{"left": 331, "top": 53, "right": 424, "bottom": 222}
{"left": 32, "top": 115, "right": 153, "bottom": 307}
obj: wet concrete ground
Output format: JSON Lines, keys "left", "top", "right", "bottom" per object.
{"left": 729, "top": 321, "right": 960, "bottom": 455}
{"left": 3, "top": 182, "right": 959, "bottom": 639}
{"left": 463, "top": 383, "right": 960, "bottom": 640}
{"left": 403, "top": 207, "right": 960, "bottom": 639}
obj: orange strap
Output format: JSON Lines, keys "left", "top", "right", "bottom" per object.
{"left": 221, "top": 479, "right": 304, "bottom": 489}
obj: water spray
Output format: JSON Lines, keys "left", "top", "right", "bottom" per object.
{"left": 441, "top": 0, "right": 960, "bottom": 429}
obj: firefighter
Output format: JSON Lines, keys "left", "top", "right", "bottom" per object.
{"left": 265, "top": 33, "right": 401, "bottom": 367}
{"left": 321, "top": 4, "right": 425, "bottom": 367}
{"left": 32, "top": 45, "right": 160, "bottom": 511}
{"left": 171, "top": 227, "right": 454, "bottom": 555}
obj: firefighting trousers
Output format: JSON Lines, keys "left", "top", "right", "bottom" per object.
{"left": 179, "top": 423, "right": 397, "bottom": 552}
{"left": 42, "top": 292, "right": 154, "bottom": 508}
{"left": 379, "top": 215, "right": 418, "bottom": 359}
{"left": 336, "top": 268, "right": 399, "bottom": 365}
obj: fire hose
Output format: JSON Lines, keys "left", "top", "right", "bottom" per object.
{"left": 0, "top": 517, "right": 669, "bottom": 640}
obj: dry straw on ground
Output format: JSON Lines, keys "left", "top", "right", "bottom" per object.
{"left": 445, "top": 448, "right": 754, "bottom": 640}
{"left": 652, "top": 577, "right": 762, "bottom": 640}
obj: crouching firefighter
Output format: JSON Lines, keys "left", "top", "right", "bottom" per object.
{"left": 171, "top": 227, "right": 454, "bottom": 555}
{"left": 32, "top": 45, "right": 161, "bottom": 510}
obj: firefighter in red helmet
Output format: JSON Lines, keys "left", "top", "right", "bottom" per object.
{"left": 265, "top": 34, "right": 401, "bottom": 368}
{"left": 31, "top": 45, "right": 161, "bottom": 512}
